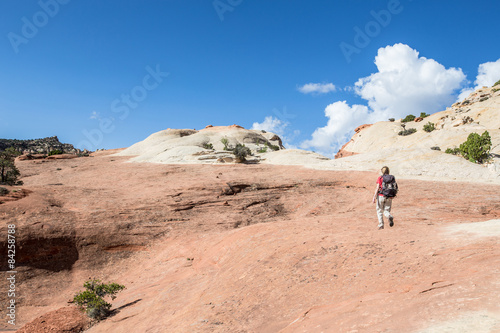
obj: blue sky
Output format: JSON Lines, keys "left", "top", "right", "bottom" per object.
{"left": 1, "top": 0, "right": 499, "bottom": 155}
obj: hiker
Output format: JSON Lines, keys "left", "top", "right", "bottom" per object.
{"left": 372, "top": 166, "right": 398, "bottom": 230}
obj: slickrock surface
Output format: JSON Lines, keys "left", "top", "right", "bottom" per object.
{"left": 1, "top": 151, "right": 499, "bottom": 332}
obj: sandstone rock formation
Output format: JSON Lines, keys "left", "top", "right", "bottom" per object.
{"left": 329, "top": 86, "right": 500, "bottom": 184}
{"left": 16, "top": 306, "right": 91, "bottom": 333}
{"left": 115, "top": 125, "right": 285, "bottom": 164}
{"left": 334, "top": 124, "right": 372, "bottom": 159}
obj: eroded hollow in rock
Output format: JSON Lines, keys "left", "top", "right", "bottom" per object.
{"left": 1, "top": 236, "right": 79, "bottom": 272}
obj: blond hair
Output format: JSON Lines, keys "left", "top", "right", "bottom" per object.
{"left": 381, "top": 166, "right": 390, "bottom": 175}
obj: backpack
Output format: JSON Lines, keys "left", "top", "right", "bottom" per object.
{"left": 380, "top": 174, "right": 398, "bottom": 198}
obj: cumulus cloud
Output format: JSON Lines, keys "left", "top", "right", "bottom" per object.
{"left": 300, "top": 101, "right": 370, "bottom": 156}
{"left": 355, "top": 43, "right": 466, "bottom": 120}
{"left": 476, "top": 59, "right": 500, "bottom": 87}
{"left": 298, "top": 83, "right": 337, "bottom": 94}
{"left": 301, "top": 43, "right": 468, "bottom": 157}
{"left": 251, "top": 116, "right": 287, "bottom": 136}
{"left": 458, "top": 58, "right": 500, "bottom": 101}
{"left": 456, "top": 88, "right": 474, "bottom": 102}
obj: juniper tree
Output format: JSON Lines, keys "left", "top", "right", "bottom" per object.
{"left": 0, "top": 148, "right": 21, "bottom": 185}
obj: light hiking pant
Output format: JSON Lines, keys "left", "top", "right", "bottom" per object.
{"left": 376, "top": 196, "right": 393, "bottom": 228}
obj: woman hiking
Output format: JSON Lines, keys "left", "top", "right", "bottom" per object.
{"left": 372, "top": 166, "right": 398, "bottom": 230}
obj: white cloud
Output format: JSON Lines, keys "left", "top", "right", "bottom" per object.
{"left": 458, "top": 58, "right": 500, "bottom": 101}
{"left": 251, "top": 116, "right": 287, "bottom": 136}
{"left": 457, "top": 88, "right": 474, "bottom": 102}
{"left": 476, "top": 59, "right": 500, "bottom": 87}
{"left": 355, "top": 43, "right": 466, "bottom": 120}
{"left": 298, "top": 83, "right": 337, "bottom": 94}
{"left": 300, "top": 101, "right": 370, "bottom": 156}
{"left": 301, "top": 43, "right": 468, "bottom": 157}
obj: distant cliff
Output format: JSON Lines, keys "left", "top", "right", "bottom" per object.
{"left": 0, "top": 136, "right": 80, "bottom": 154}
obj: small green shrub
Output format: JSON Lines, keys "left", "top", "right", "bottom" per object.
{"left": 398, "top": 128, "right": 417, "bottom": 136}
{"left": 202, "top": 142, "right": 213, "bottom": 150}
{"left": 0, "top": 187, "right": 9, "bottom": 196}
{"left": 420, "top": 112, "right": 430, "bottom": 118}
{"left": 220, "top": 137, "right": 230, "bottom": 151}
{"left": 254, "top": 138, "right": 266, "bottom": 145}
{"left": 257, "top": 146, "right": 268, "bottom": 153}
{"left": 430, "top": 146, "right": 441, "bottom": 151}
{"left": 48, "top": 149, "right": 63, "bottom": 156}
{"left": 493, "top": 88, "right": 499, "bottom": 93}
{"left": 402, "top": 114, "right": 416, "bottom": 123}
{"left": 423, "top": 122, "right": 435, "bottom": 133}
{"left": 388, "top": 118, "right": 395, "bottom": 122}
{"left": 73, "top": 279, "right": 125, "bottom": 320}
{"left": 459, "top": 131, "right": 491, "bottom": 164}
{"left": 0, "top": 148, "right": 21, "bottom": 185}
{"left": 266, "top": 143, "right": 280, "bottom": 151}
{"left": 233, "top": 144, "right": 251, "bottom": 161}
{"left": 445, "top": 147, "right": 460, "bottom": 155}
{"left": 494, "top": 79, "right": 500, "bottom": 87}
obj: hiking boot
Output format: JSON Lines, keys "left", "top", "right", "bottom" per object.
{"left": 389, "top": 216, "right": 394, "bottom": 227}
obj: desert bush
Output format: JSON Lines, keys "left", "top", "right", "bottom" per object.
{"left": 220, "top": 137, "right": 230, "bottom": 151}
{"left": 420, "top": 112, "right": 430, "bottom": 118}
{"left": 233, "top": 144, "right": 251, "bottom": 161}
{"left": 0, "top": 148, "right": 21, "bottom": 185}
{"left": 494, "top": 79, "right": 500, "bottom": 87}
{"left": 266, "top": 143, "right": 280, "bottom": 151}
{"left": 202, "top": 142, "right": 213, "bottom": 150}
{"left": 73, "top": 278, "right": 125, "bottom": 320}
{"left": 402, "top": 114, "right": 416, "bottom": 123}
{"left": 493, "top": 88, "right": 499, "bottom": 93}
{"left": 0, "top": 187, "right": 8, "bottom": 196}
{"left": 48, "top": 149, "right": 63, "bottom": 156}
{"left": 254, "top": 138, "right": 266, "bottom": 145}
{"left": 398, "top": 128, "right": 417, "bottom": 136}
{"left": 388, "top": 118, "right": 395, "bottom": 122}
{"left": 423, "top": 122, "right": 435, "bottom": 132}
{"left": 430, "top": 146, "right": 441, "bottom": 151}
{"left": 257, "top": 146, "right": 268, "bottom": 153}
{"left": 445, "top": 147, "right": 460, "bottom": 155}
{"left": 459, "top": 131, "right": 491, "bottom": 164}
